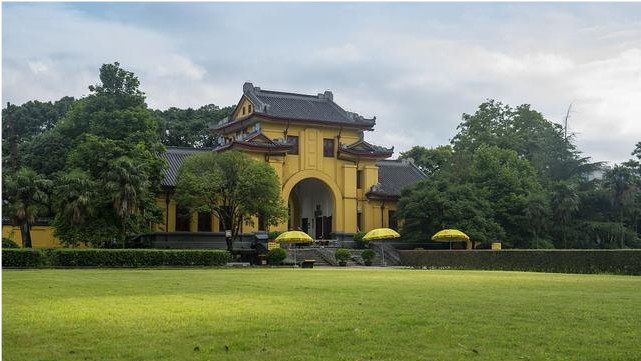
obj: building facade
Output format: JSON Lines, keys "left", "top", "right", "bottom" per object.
{"left": 156, "top": 83, "right": 425, "bottom": 245}
{"left": 3, "top": 83, "right": 426, "bottom": 247}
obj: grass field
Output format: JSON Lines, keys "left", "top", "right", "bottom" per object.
{"left": 3, "top": 268, "right": 641, "bottom": 361}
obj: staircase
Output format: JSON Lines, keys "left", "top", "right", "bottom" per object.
{"left": 368, "top": 243, "right": 402, "bottom": 266}
{"left": 281, "top": 244, "right": 402, "bottom": 267}
{"left": 284, "top": 248, "right": 334, "bottom": 266}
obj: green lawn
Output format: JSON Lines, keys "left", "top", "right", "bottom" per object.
{"left": 3, "top": 269, "right": 641, "bottom": 361}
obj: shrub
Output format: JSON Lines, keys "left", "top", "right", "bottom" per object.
{"left": 2, "top": 249, "right": 231, "bottom": 268}
{"left": 399, "top": 249, "right": 641, "bottom": 275}
{"left": 2, "top": 249, "right": 48, "bottom": 268}
{"left": 2, "top": 238, "right": 20, "bottom": 248}
{"left": 335, "top": 248, "right": 352, "bottom": 266}
{"left": 266, "top": 248, "right": 287, "bottom": 265}
{"left": 268, "top": 231, "right": 283, "bottom": 241}
{"left": 353, "top": 232, "right": 367, "bottom": 249}
{"left": 361, "top": 249, "right": 376, "bottom": 266}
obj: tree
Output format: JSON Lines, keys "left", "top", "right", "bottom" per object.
{"left": 2, "top": 168, "right": 52, "bottom": 247}
{"left": 550, "top": 181, "right": 580, "bottom": 248}
{"left": 155, "top": 104, "right": 234, "bottom": 148}
{"left": 50, "top": 62, "right": 164, "bottom": 247}
{"left": 103, "top": 156, "right": 150, "bottom": 241}
{"left": 175, "top": 151, "right": 288, "bottom": 251}
{"left": 398, "top": 145, "right": 452, "bottom": 175}
{"left": 604, "top": 165, "right": 638, "bottom": 248}
{"left": 396, "top": 179, "right": 504, "bottom": 245}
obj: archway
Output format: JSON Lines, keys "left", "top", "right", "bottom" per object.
{"left": 288, "top": 178, "right": 334, "bottom": 239}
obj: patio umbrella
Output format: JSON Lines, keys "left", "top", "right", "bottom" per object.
{"left": 363, "top": 228, "right": 400, "bottom": 266}
{"left": 362, "top": 228, "right": 401, "bottom": 241}
{"left": 432, "top": 229, "right": 470, "bottom": 249}
{"left": 274, "top": 231, "right": 313, "bottom": 265}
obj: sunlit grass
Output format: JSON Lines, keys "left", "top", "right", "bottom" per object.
{"left": 3, "top": 268, "right": 641, "bottom": 360}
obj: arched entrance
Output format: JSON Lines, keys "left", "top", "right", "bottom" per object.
{"left": 288, "top": 178, "right": 334, "bottom": 239}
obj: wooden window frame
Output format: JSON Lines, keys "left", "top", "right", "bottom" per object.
{"left": 287, "top": 135, "right": 299, "bottom": 155}
{"left": 323, "top": 138, "right": 335, "bottom": 158}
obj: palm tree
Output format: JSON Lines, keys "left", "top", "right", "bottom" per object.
{"left": 103, "top": 156, "right": 149, "bottom": 244}
{"left": 2, "top": 168, "right": 51, "bottom": 247}
{"left": 551, "top": 181, "right": 579, "bottom": 248}
{"left": 524, "top": 192, "right": 550, "bottom": 240}
{"left": 54, "top": 170, "right": 98, "bottom": 225}
{"left": 604, "top": 165, "right": 638, "bottom": 248}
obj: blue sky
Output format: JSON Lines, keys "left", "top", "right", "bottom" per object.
{"left": 3, "top": 2, "right": 641, "bottom": 163}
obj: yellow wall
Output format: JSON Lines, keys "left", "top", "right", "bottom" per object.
{"left": 2, "top": 225, "right": 61, "bottom": 248}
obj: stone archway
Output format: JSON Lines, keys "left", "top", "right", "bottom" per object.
{"left": 289, "top": 179, "right": 334, "bottom": 239}
{"left": 282, "top": 170, "right": 344, "bottom": 238}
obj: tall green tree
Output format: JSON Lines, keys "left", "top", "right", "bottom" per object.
{"left": 155, "top": 104, "right": 233, "bottom": 148}
{"left": 399, "top": 145, "right": 453, "bottom": 175}
{"left": 175, "top": 151, "right": 288, "bottom": 251}
{"left": 604, "top": 165, "right": 638, "bottom": 248}
{"left": 51, "top": 62, "right": 164, "bottom": 247}
{"left": 2, "top": 168, "right": 52, "bottom": 247}
{"left": 550, "top": 181, "right": 580, "bottom": 248}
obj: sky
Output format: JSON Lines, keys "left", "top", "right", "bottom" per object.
{"left": 2, "top": 2, "right": 641, "bottom": 164}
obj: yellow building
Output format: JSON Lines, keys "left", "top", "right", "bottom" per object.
{"left": 3, "top": 83, "right": 426, "bottom": 248}
{"left": 155, "top": 83, "right": 425, "bottom": 247}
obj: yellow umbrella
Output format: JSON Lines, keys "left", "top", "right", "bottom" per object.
{"left": 362, "top": 228, "right": 401, "bottom": 241}
{"left": 362, "top": 228, "right": 400, "bottom": 267}
{"left": 432, "top": 229, "right": 470, "bottom": 249}
{"left": 274, "top": 231, "right": 313, "bottom": 266}
{"left": 274, "top": 231, "right": 313, "bottom": 243}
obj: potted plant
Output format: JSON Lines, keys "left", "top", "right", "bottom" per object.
{"left": 361, "top": 249, "right": 376, "bottom": 266}
{"left": 335, "top": 248, "right": 351, "bottom": 267}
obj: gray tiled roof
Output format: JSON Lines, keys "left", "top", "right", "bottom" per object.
{"left": 161, "top": 147, "right": 212, "bottom": 187}
{"left": 161, "top": 148, "right": 426, "bottom": 196}
{"left": 215, "top": 83, "right": 376, "bottom": 128}
{"left": 371, "top": 159, "right": 427, "bottom": 197}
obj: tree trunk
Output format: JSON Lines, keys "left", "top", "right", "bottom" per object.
{"left": 20, "top": 222, "right": 32, "bottom": 248}
{"left": 620, "top": 209, "right": 625, "bottom": 249}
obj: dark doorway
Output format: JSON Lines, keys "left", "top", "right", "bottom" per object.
{"left": 323, "top": 216, "right": 332, "bottom": 239}
{"left": 302, "top": 218, "right": 309, "bottom": 234}
{"left": 315, "top": 217, "right": 323, "bottom": 239}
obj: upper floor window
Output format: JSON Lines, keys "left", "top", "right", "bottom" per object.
{"left": 323, "top": 138, "right": 335, "bottom": 157}
{"left": 242, "top": 106, "right": 246, "bottom": 115}
{"left": 287, "top": 135, "right": 299, "bottom": 155}
{"left": 356, "top": 170, "right": 363, "bottom": 189}
{"left": 248, "top": 104, "right": 252, "bottom": 113}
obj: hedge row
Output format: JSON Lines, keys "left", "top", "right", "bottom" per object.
{"left": 399, "top": 250, "right": 641, "bottom": 275}
{"left": 2, "top": 248, "right": 231, "bottom": 268}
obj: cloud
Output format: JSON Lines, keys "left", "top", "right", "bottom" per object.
{"left": 2, "top": 2, "right": 641, "bottom": 164}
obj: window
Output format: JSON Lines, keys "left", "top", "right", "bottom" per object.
{"left": 175, "top": 206, "right": 191, "bottom": 232}
{"left": 356, "top": 170, "right": 363, "bottom": 189}
{"left": 389, "top": 210, "right": 398, "bottom": 231}
{"left": 323, "top": 138, "right": 335, "bottom": 157}
{"left": 242, "top": 106, "right": 246, "bottom": 115}
{"left": 248, "top": 104, "right": 252, "bottom": 113}
{"left": 287, "top": 135, "right": 299, "bottom": 155}
{"left": 197, "top": 211, "right": 212, "bottom": 232}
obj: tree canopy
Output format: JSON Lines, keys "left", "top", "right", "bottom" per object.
{"left": 175, "top": 151, "right": 288, "bottom": 251}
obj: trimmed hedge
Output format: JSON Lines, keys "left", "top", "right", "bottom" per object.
{"left": 399, "top": 250, "right": 641, "bottom": 275}
{"left": 2, "top": 248, "right": 231, "bottom": 268}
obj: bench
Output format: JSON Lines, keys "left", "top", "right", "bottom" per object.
{"left": 301, "top": 260, "right": 316, "bottom": 269}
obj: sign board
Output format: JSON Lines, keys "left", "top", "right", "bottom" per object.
{"left": 268, "top": 241, "right": 280, "bottom": 250}
{"left": 491, "top": 242, "right": 502, "bottom": 250}
{"left": 225, "top": 230, "right": 232, "bottom": 238}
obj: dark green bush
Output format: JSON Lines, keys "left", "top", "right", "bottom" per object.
{"left": 2, "top": 249, "right": 48, "bottom": 268}
{"left": 353, "top": 232, "right": 367, "bottom": 249}
{"left": 335, "top": 248, "right": 352, "bottom": 266}
{"left": 361, "top": 249, "right": 376, "bottom": 266}
{"left": 2, "top": 249, "right": 231, "bottom": 268}
{"left": 3, "top": 238, "right": 20, "bottom": 248}
{"left": 399, "top": 250, "right": 641, "bottom": 275}
{"left": 266, "top": 248, "right": 287, "bottom": 265}
{"left": 268, "top": 231, "right": 283, "bottom": 240}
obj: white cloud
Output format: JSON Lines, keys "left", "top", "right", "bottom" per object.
{"left": 2, "top": 3, "right": 641, "bottom": 163}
